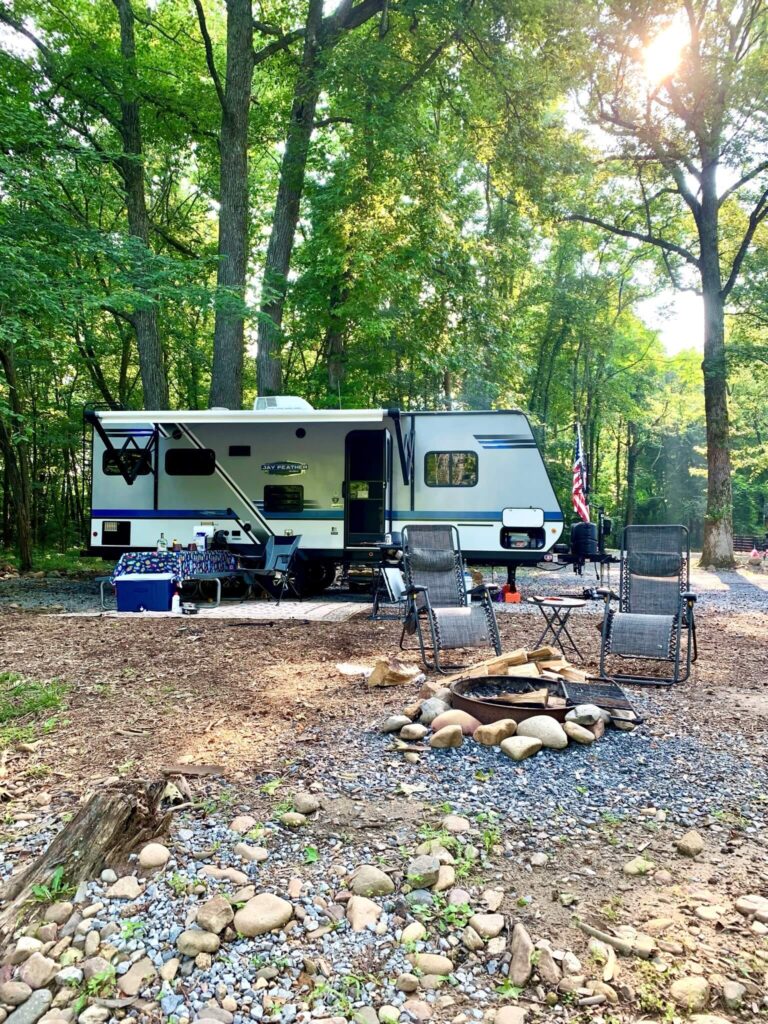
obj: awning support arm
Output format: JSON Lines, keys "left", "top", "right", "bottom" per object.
{"left": 388, "top": 408, "right": 413, "bottom": 486}
{"left": 84, "top": 409, "right": 157, "bottom": 486}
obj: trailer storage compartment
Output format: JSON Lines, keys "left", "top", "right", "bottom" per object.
{"left": 115, "top": 572, "right": 175, "bottom": 612}
{"left": 500, "top": 527, "right": 546, "bottom": 550}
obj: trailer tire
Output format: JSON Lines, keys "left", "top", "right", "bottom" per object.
{"left": 295, "top": 560, "right": 337, "bottom": 596}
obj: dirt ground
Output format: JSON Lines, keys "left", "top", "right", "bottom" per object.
{"left": 1, "top": 590, "right": 768, "bottom": 1021}
{"left": 0, "top": 602, "right": 766, "bottom": 787}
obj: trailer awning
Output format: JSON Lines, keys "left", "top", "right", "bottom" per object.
{"left": 85, "top": 407, "right": 413, "bottom": 487}
{"left": 91, "top": 409, "right": 388, "bottom": 425}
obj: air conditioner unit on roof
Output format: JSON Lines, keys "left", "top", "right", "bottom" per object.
{"left": 253, "top": 396, "right": 314, "bottom": 411}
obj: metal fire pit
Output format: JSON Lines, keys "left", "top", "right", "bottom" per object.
{"left": 450, "top": 674, "right": 639, "bottom": 725}
{"left": 450, "top": 676, "right": 571, "bottom": 725}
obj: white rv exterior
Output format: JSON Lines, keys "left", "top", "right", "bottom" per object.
{"left": 85, "top": 404, "right": 564, "bottom": 577}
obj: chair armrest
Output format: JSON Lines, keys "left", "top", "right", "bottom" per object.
{"left": 405, "top": 584, "right": 427, "bottom": 595}
{"left": 682, "top": 591, "right": 697, "bottom": 604}
{"left": 596, "top": 587, "right": 617, "bottom": 601}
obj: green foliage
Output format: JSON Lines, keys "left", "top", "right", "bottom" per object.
{"left": 31, "top": 866, "right": 74, "bottom": 903}
{"left": 0, "top": 0, "right": 765, "bottom": 559}
{"left": 411, "top": 893, "right": 473, "bottom": 934}
{"left": 260, "top": 778, "right": 283, "bottom": 796}
{"left": 121, "top": 919, "right": 145, "bottom": 940}
{"left": 166, "top": 872, "right": 189, "bottom": 897}
{"left": 0, "top": 673, "right": 68, "bottom": 749}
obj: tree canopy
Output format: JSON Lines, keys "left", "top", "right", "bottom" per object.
{"left": 0, "top": 0, "right": 766, "bottom": 568}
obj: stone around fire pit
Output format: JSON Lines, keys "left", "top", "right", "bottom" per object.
{"left": 474, "top": 719, "right": 518, "bottom": 746}
{"left": 430, "top": 725, "right": 463, "bottom": 748}
{"left": 516, "top": 715, "right": 568, "bottom": 750}
{"left": 430, "top": 709, "right": 482, "bottom": 735}
{"left": 500, "top": 736, "right": 542, "bottom": 761}
{"left": 419, "top": 697, "right": 451, "bottom": 724}
{"left": 564, "top": 721, "right": 595, "bottom": 745}
{"left": 565, "top": 704, "right": 606, "bottom": 726}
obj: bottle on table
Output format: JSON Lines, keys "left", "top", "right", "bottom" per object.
{"left": 171, "top": 588, "right": 181, "bottom": 613}
{"left": 157, "top": 532, "right": 168, "bottom": 552}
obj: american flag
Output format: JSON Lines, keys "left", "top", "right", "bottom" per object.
{"left": 572, "top": 423, "right": 590, "bottom": 523}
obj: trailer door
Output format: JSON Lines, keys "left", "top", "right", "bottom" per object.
{"left": 344, "top": 430, "right": 387, "bottom": 545}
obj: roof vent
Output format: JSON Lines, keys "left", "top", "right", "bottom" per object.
{"left": 253, "top": 396, "right": 314, "bottom": 411}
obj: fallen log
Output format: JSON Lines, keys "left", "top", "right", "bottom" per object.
{"left": 0, "top": 780, "right": 170, "bottom": 938}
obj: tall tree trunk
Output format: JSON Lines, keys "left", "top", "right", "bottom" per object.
{"left": 1, "top": 461, "right": 10, "bottom": 550}
{"left": 113, "top": 0, "right": 169, "bottom": 410}
{"left": 0, "top": 344, "right": 33, "bottom": 571}
{"left": 118, "top": 324, "right": 132, "bottom": 407}
{"left": 256, "top": 0, "right": 324, "bottom": 396}
{"left": 698, "top": 171, "right": 734, "bottom": 568}
{"left": 209, "top": 0, "right": 254, "bottom": 410}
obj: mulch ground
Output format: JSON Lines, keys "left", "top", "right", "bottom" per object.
{"left": 0, "top": 604, "right": 766, "bottom": 797}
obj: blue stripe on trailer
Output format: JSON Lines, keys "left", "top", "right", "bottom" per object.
{"left": 390, "top": 510, "right": 563, "bottom": 522}
{"left": 91, "top": 509, "right": 235, "bottom": 519}
{"left": 262, "top": 511, "right": 345, "bottom": 520}
{"left": 91, "top": 508, "right": 563, "bottom": 523}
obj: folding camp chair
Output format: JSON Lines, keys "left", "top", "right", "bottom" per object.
{"left": 240, "top": 535, "right": 302, "bottom": 605}
{"left": 399, "top": 524, "right": 501, "bottom": 672}
{"left": 599, "top": 524, "right": 697, "bottom": 687}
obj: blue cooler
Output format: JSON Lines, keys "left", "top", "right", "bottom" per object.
{"left": 115, "top": 572, "right": 175, "bottom": 612}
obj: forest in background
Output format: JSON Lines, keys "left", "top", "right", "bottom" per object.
{"left": 0, "top": 0, "right": 767, "bottom": 569}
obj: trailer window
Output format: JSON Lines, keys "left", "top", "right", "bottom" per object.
{"left": 165, "top": 448, "right": 216, "bottom": 476}
{"left": 263, "top": 485, "right": 304, "bottom": 514}
{"left": 102, "top": 451, "right": 151, "bottom": 476}
{"left": 229, "top": 445, "right": 251, "bottom": 457}
{"left": 425, "top": 451, "right": 478, "bottom": 487}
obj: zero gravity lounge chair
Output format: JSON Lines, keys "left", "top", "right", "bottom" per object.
{"left": 599, "top": 524, "right": 697, "bottom": 687}
{"left": 400, "top": 524, "right": 501, "bottom": 672}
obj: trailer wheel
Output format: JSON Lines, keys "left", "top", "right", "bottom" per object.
{"left": 295, "top": 560, "right": 337, "bottom": 596}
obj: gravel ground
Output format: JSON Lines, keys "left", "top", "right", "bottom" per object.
{"left": 1, "top": 560, "right": 766, "bottom": 615}
{"left": 337, "top": 724, "right": 768, "bottom": 836}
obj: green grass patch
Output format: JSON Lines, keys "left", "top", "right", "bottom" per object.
{"left": 0, "top": 547, "right": 105, "bottom": 573}
{"left": 0, "top": 672, "right": 68, "bottom": 748}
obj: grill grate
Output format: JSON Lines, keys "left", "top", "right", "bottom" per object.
{"left": 561, "top": 679, "right": 635, "bottom": 712}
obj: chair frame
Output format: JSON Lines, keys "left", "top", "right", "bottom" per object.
{"left": 399, "top": 524, "right": 501, "bottom": 673}
{"left": 239, "top": 535, "right": 302, "bottom": 605}
{"left": 599, "top": 524, "right": 697, "bottom": 687}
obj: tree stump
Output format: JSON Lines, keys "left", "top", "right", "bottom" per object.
{"left": 0, "top": 780, "right": 170, "bottom": 937}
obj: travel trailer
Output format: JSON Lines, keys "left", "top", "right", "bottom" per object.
{"left": 85, "top": 398, "right": 564, "bottom": 589}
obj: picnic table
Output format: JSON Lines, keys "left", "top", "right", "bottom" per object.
{"left": 102, "top": 550, "right": 239, "bottom": 609}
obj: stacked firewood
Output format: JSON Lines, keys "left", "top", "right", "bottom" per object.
{"left": 443, "top": 646, "right": 588, "bottom": 708}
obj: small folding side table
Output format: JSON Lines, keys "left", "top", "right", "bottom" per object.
{"left": 527, "top": 596, "right": 586, "bottom": 660}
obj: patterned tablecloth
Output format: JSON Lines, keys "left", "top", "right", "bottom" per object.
{"left": 110, "top": 550, "right": 238, "bottom": 585}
